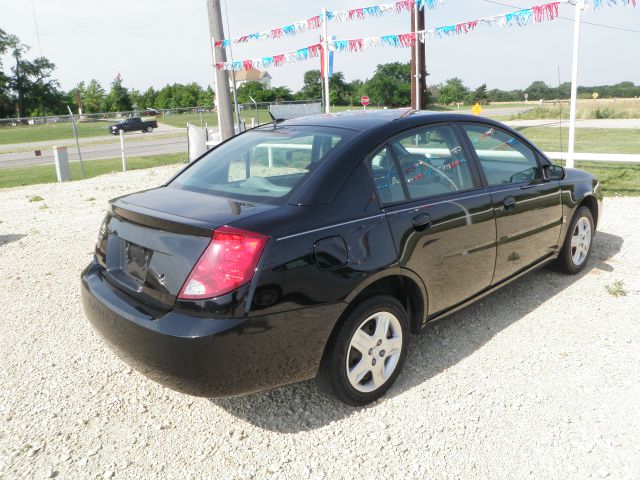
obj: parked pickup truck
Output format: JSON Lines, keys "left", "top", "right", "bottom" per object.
{"left": 109, "top": 117, "right": 158, "bottom": 135}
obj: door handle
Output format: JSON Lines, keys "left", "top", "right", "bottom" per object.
{"left": 503, "top": 196, "right": 516, "bottom": 211}
{"left": 412, "top": 213, "right": 432, "bottom": 229}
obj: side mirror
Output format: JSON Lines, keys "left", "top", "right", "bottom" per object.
{"left": 544, "top": 164, "right": 565, "bottom": 181}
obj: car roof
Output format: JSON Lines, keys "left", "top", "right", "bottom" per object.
{"left": 277, "top": 108, "right": 498, "bottom": 131}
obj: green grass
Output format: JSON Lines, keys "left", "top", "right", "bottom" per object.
{"left": 517, "top": 127, "right": 640, "bottom": 154}
{"left": 0, "top": 153, "right": 185, "bottom": 189}
{"left": 605, "top": 280, "right": 627, "bottom": 297}
{"left": 561, "top": 161, "right": 640, "bottom": 196}
{"left": 0, "top": 122, "right": 114, "bottom": 145}
{"left": 159, "top": 109, "right": 275, "bottom": 129}
{"left": 512, "top": 99, "right": 640, "bottom": 120}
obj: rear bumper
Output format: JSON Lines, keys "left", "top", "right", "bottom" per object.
{"left": 81, "top": 262, "right": 345, "bottom": 397}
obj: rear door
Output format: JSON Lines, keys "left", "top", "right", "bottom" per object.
{"left": 459, "top": 123, "right": 562, "bottom": 284}
{"left": 369, "top": 123, "right": 497, "bottom": 315}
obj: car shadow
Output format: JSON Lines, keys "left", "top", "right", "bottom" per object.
{"left": 210, "top": 231, "right": 623, "bottom": 433}
{"left": 0, "top": 234, "right": 26, "bottom": 247}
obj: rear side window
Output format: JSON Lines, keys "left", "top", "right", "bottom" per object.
{"left": 171, "top": 126, "right": 354, "bottom": 204}
{"left": 462, "top": 124, "right": 541, "bottom": 185}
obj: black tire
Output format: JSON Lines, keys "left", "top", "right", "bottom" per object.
{"left": 317, "top": 295, "right": 409, "bottom": 406}
{"left": 557, "top": 206, "right": 594, "bottom": 274}
{"left": 145, "top": 126, "right": 153, "bottom": 133}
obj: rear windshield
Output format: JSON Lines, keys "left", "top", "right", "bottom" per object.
{"left": 170, "top": 125, "right": 354, "bottom": 204}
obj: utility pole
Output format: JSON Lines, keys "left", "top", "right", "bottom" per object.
{"left": 206, "top": 0, "right": 234, "bottom": 141}
{"left": 410, "top": 4, "right": 427, "bottom": 110}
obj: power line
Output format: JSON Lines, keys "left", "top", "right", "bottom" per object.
{"left": 30, "top": 0, "right": 44, "bottom": 56}
{"left": 482, "top": 0, "right": 640, "bottom": 33}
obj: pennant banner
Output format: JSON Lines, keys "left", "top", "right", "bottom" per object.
{"left": 215, "top": 44, "right": 322, "bottom": 71}
{"left": 328, "top": 0, "right": 437, "bottom": 22}
{"left": 212, "top": 1, "right": 568, "bottom": 71}
{"left": 330, "top": 1, "right": 561, "bottom": 52}
{"left": 593, "top": 0, "right": 636, "bottom": 7}
{"left": 213, "top": 0, "right": 440, "bottom": 48}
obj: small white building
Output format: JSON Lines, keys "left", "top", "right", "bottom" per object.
{"left": 231, "top": 69, "right": 272, "bottom": 89}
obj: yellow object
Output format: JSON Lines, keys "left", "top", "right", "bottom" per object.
{"left": 592, "top": 92, "right": 599, "bottom": 99}
{"left": 471, "top": 103, "right": 483, "bottom": 115}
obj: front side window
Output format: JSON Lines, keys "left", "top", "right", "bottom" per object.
{"left": 170, "top": 126, "right": 354, "bottom": 204}
{"left": 369, "top": 125, "right": 476, "bottom": 204}
{"left": 462, "top": 124, "right": 541, "bottom": 185}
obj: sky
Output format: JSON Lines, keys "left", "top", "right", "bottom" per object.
{"left": 2, "top": 0, "right": 639, "bottom": 94}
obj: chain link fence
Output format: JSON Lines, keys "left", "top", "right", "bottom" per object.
{"left": 0, "top": 100, "right": 321, "bottom": 128}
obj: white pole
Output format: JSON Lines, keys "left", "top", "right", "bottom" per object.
{"left": 120, "top": 129, "right": 127, "bottom": 172}
{"left": 322, "top": 7, "right": 331, "bottom": 114}
{"left": 414, "top": 4, "right": 421, "bottom": 110}
{"left": 567, "top": 0, "right": 584, "bottom": 169}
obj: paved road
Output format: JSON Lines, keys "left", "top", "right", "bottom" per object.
{"left": 0, "top": 132, "right": 187, "bottom": 169}
{"left": 505, "top": 118, "right": 640, "bottom": 129}
{"left": 0, "top": 123, "right": 183, "bottom": 154}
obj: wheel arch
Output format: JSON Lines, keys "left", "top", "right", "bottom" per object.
{"left": 343, "top": 268, "right": 428, "bottom": 335}
{"left": 577, "top": 194, "right": 599, "bottom": 229}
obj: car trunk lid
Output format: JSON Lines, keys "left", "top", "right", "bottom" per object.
{"left": 96, "top": 186, "right": 275, "bottom": 310}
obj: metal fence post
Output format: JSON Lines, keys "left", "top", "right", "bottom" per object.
{"left": 66, "top": 105, "right": 85, "bottom": 177}
{"left": 120, "top": 130, "right": 127, "bottom": 172}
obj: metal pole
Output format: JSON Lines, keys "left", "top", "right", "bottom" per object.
{"left": 120, "top": 129, "right": 126, "bottom": 172}
{"left": 413, "top": 4, "right": 421, "bottom": 110}
{"left": 249, "top": 95, "right": 258, "bottom": 127}
{"left": 66, "top": 105, "right": 85, "bottom": 177}
{"left": 206, "top": 0, "right": 234, "bottom": 140}
{"left": 322, "top": 7, "right": 331, "bottom": 114}
{"left": 567, "top": 0, "right": 584, "bottom": 169}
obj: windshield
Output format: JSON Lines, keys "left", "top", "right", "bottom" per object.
{"left": 170, "top": 125, "right": 354, "bottom": 204}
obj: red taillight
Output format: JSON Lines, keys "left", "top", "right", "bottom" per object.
{"left": 178, "top": 226, "right": 268, "bottom": 300}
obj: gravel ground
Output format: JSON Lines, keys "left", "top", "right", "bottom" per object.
{"left": 1, "top": 166, "right": 639, "bottom": 479}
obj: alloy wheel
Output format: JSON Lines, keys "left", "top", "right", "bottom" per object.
{"left": 345, "top": 311, "right": 403, "bottom": 393}
{"left": 571, "top": 216, "right": 591, "bottom": 266}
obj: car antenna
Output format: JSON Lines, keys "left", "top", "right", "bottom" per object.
{"left": 267, "top": 110, "right": 285, "bottom": 130}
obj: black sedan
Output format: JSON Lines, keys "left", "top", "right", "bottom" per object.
{"left": 82, "top": 110, "right": 602, "bottom": 405}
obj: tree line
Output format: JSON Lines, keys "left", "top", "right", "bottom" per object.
{"left": 2, "top": 28, "right": 639, "bottom": 118}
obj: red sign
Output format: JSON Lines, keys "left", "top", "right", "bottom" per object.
{"left": 360, "top": 95, "right": 370, "bottom": 106}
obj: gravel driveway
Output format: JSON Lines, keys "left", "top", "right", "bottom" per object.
{"left": 1, "top": 166, "right": 638, "bottom": 479}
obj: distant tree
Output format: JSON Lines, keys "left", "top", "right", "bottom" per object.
{"left": 237, "top": 81, "right": 272, "bottom": 103}
{"left": 524, "top": 81, "right": 552, "bottom": 101}
{"left": 472, "top": 83, "right": 489, "bottom": 104}
{"left": 102, "top": 75, "right": 132, "bottom": 112}
{"left": 129, "top": 88, "right": 142, "bottom": 111}
{"left": 347, "top": 79, "right": 366, "bottom": 105}
{"left": 3, "top": 32, "right": 64, "bottom": 117}
{"left": 328, "top": 72, "right": 352, "bottom": 106}
{"left": 271, "top": 86, "right": 294, "bottom": 102}
{"left": 197, "top": 86, "right": 214, "bottom": 107}
{"left": 83, "top": 80, "right": 106, "bottom": 113}
{"left": 367, "top": 62, "right": 411, "bottom": 107}
{"left": 438, "top": 78, "right": 470, "bottom": 104}
{"left": 0, "top": 29, "right": 12, "bottom": 117}
{"left": 67, "top": 81, "right": 85, "bottom": 113}
{"left": 296, "top": 70, "right": 322, "bottom": 100}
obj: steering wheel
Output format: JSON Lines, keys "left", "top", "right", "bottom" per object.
{"left": 389, "top": 157, "right": 460, "bottom": 191}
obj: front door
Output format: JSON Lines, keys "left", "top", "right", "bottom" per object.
{"left": 459, "top": 124, "right": 563, "bottom": 284}
{"left": 368, "top": 124, "right": 497, "bottom": 315}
